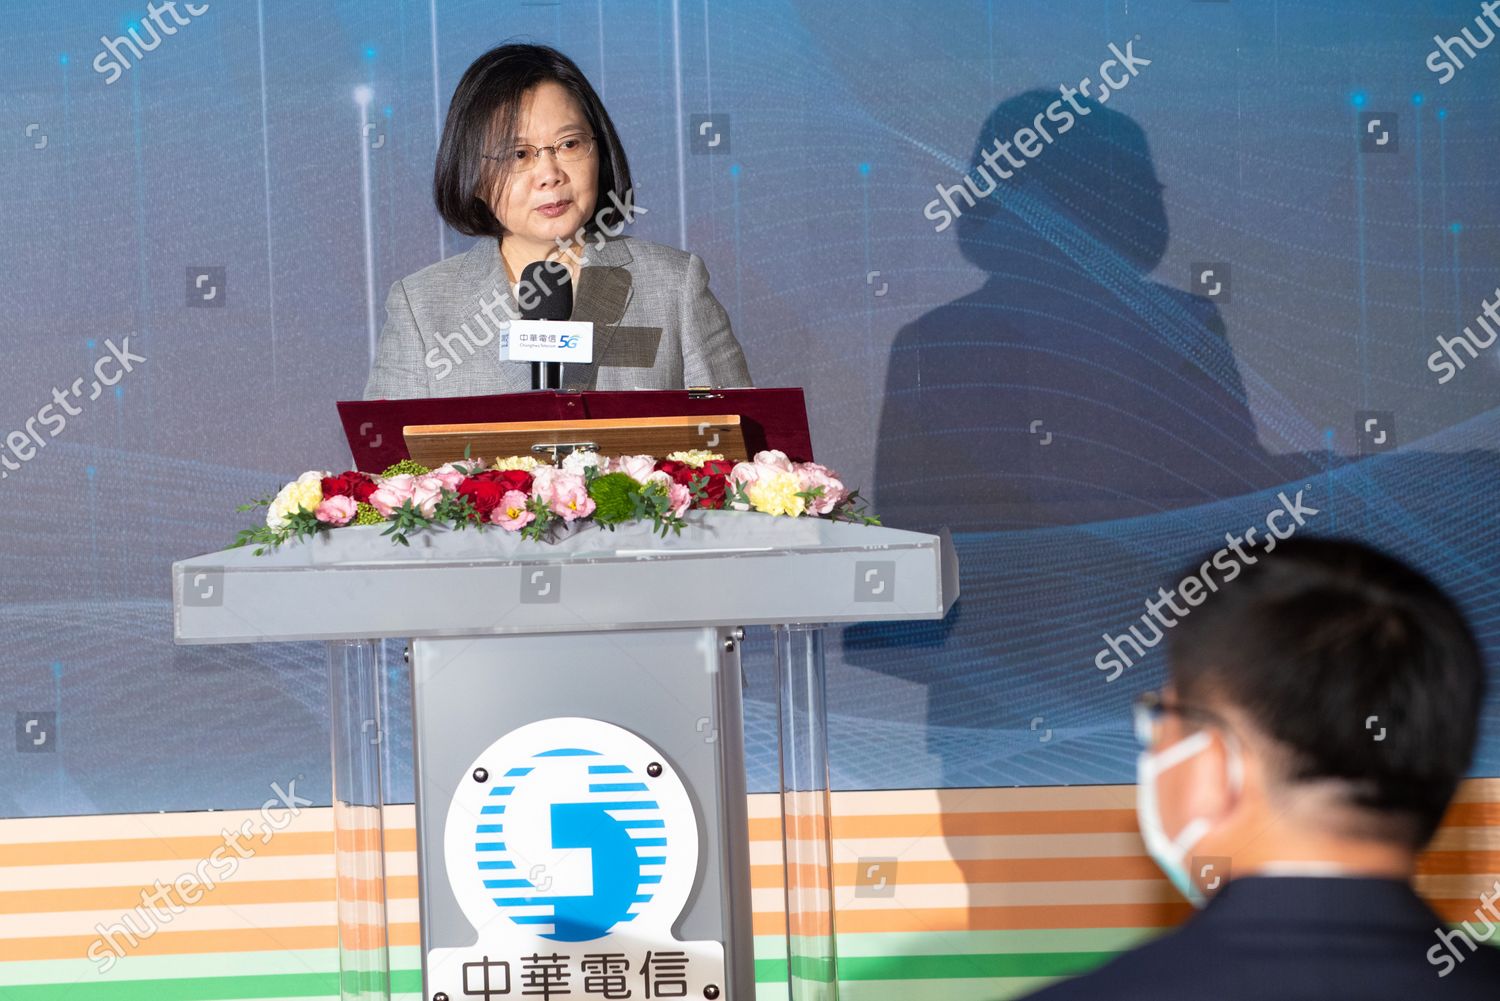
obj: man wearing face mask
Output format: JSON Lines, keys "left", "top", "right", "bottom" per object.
{"left": 1023, "top": 537, "right": 1500, "bottom": 999}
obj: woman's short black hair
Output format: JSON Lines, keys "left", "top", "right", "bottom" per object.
{"left": 433, "top": 42, "right": 633, "bottom": 239}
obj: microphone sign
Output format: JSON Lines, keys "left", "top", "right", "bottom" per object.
{"left": 506, "top": 320, "right": 594, "bottom": 364}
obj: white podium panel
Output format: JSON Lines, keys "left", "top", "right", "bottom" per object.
{"left": 173, "top": 513, "right": 958, "bottom": 1001}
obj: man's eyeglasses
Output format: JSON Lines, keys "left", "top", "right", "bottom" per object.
{"left": 1132, "top": 691, "right": 1227, "bottom": 751}
{"left": 484, "top": 132, "right": 596, "bottom": 172}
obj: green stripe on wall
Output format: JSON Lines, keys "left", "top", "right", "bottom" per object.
{"left": 0, "top": 970, "right": 423, "bottom": 1001}
{"left": 0, "top": 931, "right": 1150, "bottom": 987}
{"left": 765, "top": 975, "right": 1062, "bottom": 1001}
{"left": 756, "top": 951, "right": 1112, "bottom": 983}
{"left": 0, "top": 931, "right": 1150, "bottom": 984}
{"left": 0, "top": 949, "right": 1111, "bottom": 1001}
{"left": 0, "top": 950, "right": 422, "bottom": 988}
{"left": 825, "top": 927, "right": 1157, "bottom": 957}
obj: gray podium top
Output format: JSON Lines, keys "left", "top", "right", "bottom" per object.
{"left": 173, "top": 512, "right": 958, "bottom": 644}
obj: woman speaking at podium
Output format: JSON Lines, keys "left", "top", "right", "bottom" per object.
{"left": 364, "top": 43, "right": 752, "bottom": 399}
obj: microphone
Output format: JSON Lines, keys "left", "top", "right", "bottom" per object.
{"left": 518, "top": 260, "right": 573, "bottom": 390}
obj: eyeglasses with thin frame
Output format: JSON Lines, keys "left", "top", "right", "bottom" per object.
{"left": 1132, "top": 690, "right": 1227, "bottom": 751}
{"left": 483, "top": 132, "right": 596, "bottom": 172}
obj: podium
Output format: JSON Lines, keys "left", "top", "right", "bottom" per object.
{"left": 173, "top": 511, "right": 957, "bottom": 1001}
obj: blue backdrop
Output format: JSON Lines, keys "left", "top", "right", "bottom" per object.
{"left": 3, "top": 0, "right": 1498, "bottom": 817}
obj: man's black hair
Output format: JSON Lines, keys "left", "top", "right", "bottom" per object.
{"left": 1169, "top": 536, "right": 1484, "bottom": 847}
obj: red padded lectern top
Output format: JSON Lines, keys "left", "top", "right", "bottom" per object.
{"left": 337, "top": 388, "right": 812, "bottom": 471}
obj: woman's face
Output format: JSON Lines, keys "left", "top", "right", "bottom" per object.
{"left": 488, "top": 80, "right": 599, "bottom": 252}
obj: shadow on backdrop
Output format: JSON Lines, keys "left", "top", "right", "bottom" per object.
{"left": 876, "top": 89, "right": 1314, "bottom": 533}
{"left": 834, "top": 92, "right": 1500, "bottom": 943}
{"left": 842, "top": 91, "right": 1498, "bottom": 798}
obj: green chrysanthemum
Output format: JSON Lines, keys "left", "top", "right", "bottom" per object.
{"left": 380, "top": 458, "right": 430, "bottom": 478}
{"left": 587, "top": 472, "right": 643, "bottom": 526}
{"left": 354, "top": 502, "right": 385, "bottom": 526}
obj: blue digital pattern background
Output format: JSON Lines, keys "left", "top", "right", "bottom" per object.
{"left": 2, "top": 1, "right": 1498, "bottom": 816}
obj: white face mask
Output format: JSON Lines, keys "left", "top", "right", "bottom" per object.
{"left": 1136, "top": 729, "right": 1241, "bottom": 908}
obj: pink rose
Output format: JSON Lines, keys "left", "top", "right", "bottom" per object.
{"left": 795, "top": 462, "right": 846, "bottom": 515}
{"left": 752, "top": 449, "right": 795, "bottom": 472}
{"left": 314, "top": 495, "right": 358, "bottom": 526}
{"left": 667, "top": 482, "right": 692, "bottom": 518}
{"left": 429, "top": 463, "right": 470, "bottom": 491}
{"left": 546, "top": 472, "right": 596, "bottom": 522}
{"left": 611, "top": 454, "right": 658, "bottom": 484}
{"left": 529, "top": 465, "right": 560, "bottom": 501}
{"left": 726, "top": 462, "right": 755, "bottom": 510}
{"left": 369, "top": 474, "right": 415, "bottom": 517}
{"left": 490, "top": 490, "right": 536, "bottom": 532}
{"left": 410, "top": 473, "right": 446, "bottom": 518}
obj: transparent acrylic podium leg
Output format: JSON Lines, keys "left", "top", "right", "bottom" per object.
{"left": 327, "top": 639, "right": 393, "bottom": 1001}
{"left": 774, "top": 624, "right": 839, "bottom": 1001}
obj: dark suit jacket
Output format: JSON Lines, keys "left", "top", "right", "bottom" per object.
{"left": 1021, "top": 877, "right": 1500, "bottom": 1000}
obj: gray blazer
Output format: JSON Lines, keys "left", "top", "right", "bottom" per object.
{"left": 363, "top": 234, "right": 752, "bottom": 398}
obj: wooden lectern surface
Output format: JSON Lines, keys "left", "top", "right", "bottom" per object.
{"left": 404, "top": 414, "right": 748, "bottom": 467}
{"left": 338, "top": 388, "right": 812, "bottom": 471}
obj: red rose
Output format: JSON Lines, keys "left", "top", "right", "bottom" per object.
{"left": 693, "top": 473, "right": 730, "bottom": 509}
{"left": 322, "top": 471, "right": 377, "bottom": 504}
{"left": 659, "top": 459, "right": 732, "bottom": 509}
{"left": 700, "top": 459, "right": 736, "bottom": 479}
{"left": 457, "top": 477, "right": 504, "bottom": 517}
{"left": 480, "top": 468, "right": 534, "bottom": 495}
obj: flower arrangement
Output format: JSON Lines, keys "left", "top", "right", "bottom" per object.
{"left": 233, "top": 450, "right": 877, "bottom": 554}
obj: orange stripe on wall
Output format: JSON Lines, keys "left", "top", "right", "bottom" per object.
{"left": 757, "top": 857, "right": 1165, "bottom": 890}
{"left": 6, "top": 923, "right": 423, "bottom": 962}
{"left": 759, "top": 901, "right": 1195, "bottom": 936}
{"left": 1441, "top": 802, "right": 1500, "bottom": 827}
{"left": 1415, "top": 851, "right": 1500, "bottom": 876}
{"left": 0, "top": 876, "right": 421, "bottom": 916}
{"left": 754, "top": 808, "right": 1140, "bottom": 842}
{"left": 0, "top": 829, "right": 419, "bottom": 868}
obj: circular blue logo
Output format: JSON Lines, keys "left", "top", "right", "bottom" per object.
{"left": 474, "top": 746, "right": 667, "bottom": 942}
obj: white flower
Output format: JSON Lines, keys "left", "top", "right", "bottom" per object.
{"left": 493, "top": 455, "right": 545, "bottom": 471}
{"left": 266, "top": 470, "right": 327, "bottom": 530}
{"left": 561, "top": 450, "right": 605, "bottom": 475}
{"left": 665, "top": 449, "right": 725, "bottom": 468}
